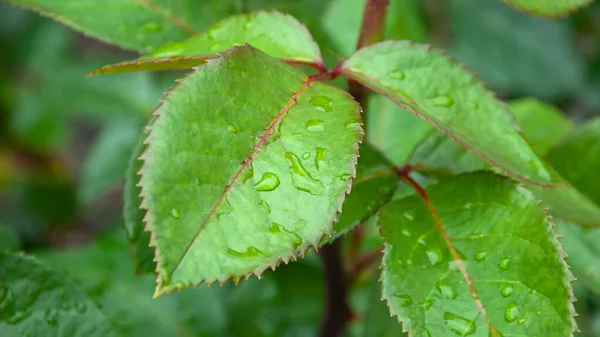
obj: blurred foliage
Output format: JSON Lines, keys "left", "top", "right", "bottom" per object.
{"left": 1, "top": 0, "right": 600, "bottom": 336}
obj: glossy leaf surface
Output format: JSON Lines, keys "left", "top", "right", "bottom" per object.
{"left": 141, "top": 45, "right": 362, "bottom": 295}
{"left": 379, "top": 173, "right": 576, "bottom": 336}
{"left": 0, "top": 252, "right": 115, "bottom": 337}
{"left": 342, "top": 41, "right": 558, "bottom": 186}
{"left": 92, "top": 11, "right": 323, "bottom": 75}
{"left": 501, "top": 0, "right": 592, "bottom": 16}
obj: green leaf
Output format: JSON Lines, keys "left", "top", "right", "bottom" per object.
{"left": 78, "top": 118, "right": 143, "bottom": 204}
{"left": 91, "top": 11, "right": 323, "bottom": 75}
{"left": 557, "top": 221, "right": 600, "bottom": 295}
{"left": 509, "top": 98, "right": 572, "bottom": 156}
{"left": 379, "top": 172, "right": 577, "bottom": 336}
{"left": 448, "top": 0, "right": 584, "bottom": 99}
{"left": 327, "top": 143, "right": 397, "bottom": 242}
{"left": 0, "top": 252, "right": 116, "bottom": 337}
{"left": 547, "top": 118, "right": 600, "bottom": 206}
{"left": 501, "top": 0, "right": 592, "bottom": 16}
{"left": 123, "top": 135, "right": 155, "bottom": 274}
{"left": 0, "top": 226, "right": 20, "bottom": 252}
{"left": 141, "top": 45, "right": 363, "bottom": 295}
{"left": 341, "top": 41, "right": 558, "bottom": 186}
{"left": 8, "top": 0, "right": 243, "bottom": 51}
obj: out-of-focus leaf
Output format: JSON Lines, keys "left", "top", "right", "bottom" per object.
{"left": 547, "top": 118, "right": 600, "bottom": 206}
{"left": 0, "top": 225, "right": 20, "bottom": 252}
{"left": 557, "top": 221, "right": 600, "bottom": 295}
{"left": 448, "top": 0, "right": 584, "bottom": 100}
{"left": 92, "top": 11, "right": 324, "bottom": 75}
{"left": 141, "top": 45, "right": 362, "bottom": 295}
{"left": 342, "top": 41, "right": 558, "bottom": 186}
{"left": 78, "top": 118, "right": 143, "bottom": 205}
{"left": 362, "top": 279, "right": 407, "bottom": 337}
{"left": 501, "top": 0, "right": 593, "bottom": 16}
{"left": 123, "top": 135, "right": 154, "bottom": 274}
{"left": 0, "top": 252, "right": 116, "bottom": 337}
{"left": 509, "top": 98, "right": 573, "bottom": 156}
{"left": 379, "top": 172, "right": 577, "bottom": 336}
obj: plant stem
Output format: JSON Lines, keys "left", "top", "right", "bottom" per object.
{"left": 348, "top": 0, "right": 390, "bottom": 130}
{"left": 318, "top": 2, "right": 390, "bottom": 336}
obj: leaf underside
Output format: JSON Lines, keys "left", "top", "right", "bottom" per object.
{"left": 91, "top": 11, "right": 323, "bottom": 75}
{"left": 379, "top": 172, "right": 577, "bottom": 337}
{"left": 341, "top": 41, "right": 560, "bottom": 187}
{"left": 141, "top": 45, "right": 363, "bottom": 295}
{"left": 501, "top": 0, "right": 592, "bottom": 16}
{"left": 0, "top": 252, "right": 116, "bottom": 337}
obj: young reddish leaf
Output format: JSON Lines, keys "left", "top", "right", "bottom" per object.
{"left": 501, "top": 0, "right": 592, "bottom": 16}
{"left": 379, "top": 172, "right": 577, "bottom": 336}
{"left": 141, "top": 45, "right": 363, "bottom": 295}
{"left": 0, "top": 252, "right": 116, "bottom": 337}
{"left": 341, "top": 41, "right": 560, "bottom": 187}
{"left": 91, "top": 11, "right": 324, "bottom": 75}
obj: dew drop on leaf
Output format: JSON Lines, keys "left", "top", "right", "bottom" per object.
{"left": 285, "top": 152, "right": 324, "bottom": 196}
{"left": 504, "top": 301, "right": 519, "bottom": 322}
{"left": 345, "top": 118, "right": 362, "bottom": 131}
{"left": 443, "top": 312, "right": 476, "bottom": 335}
{"left": 377, "top": 185, "right": 392, "bottom": 195}
{"left": 475, "top": 251, "right": 488, "bottom": 261}
{"left": 517, "top": 318, "right": 526, "bottom": 325}
{"left": 259, "top": 200, "right": 271, "bottom": 214}
{"left": 420, "top": 300, "right": 434, "bottom": 310}
{"left": 315, "top": 147, "right": 327, "bottom": 170}
{"left": 254, "top": 172, "right": 280, "bottom": 192}
{"left": 268, "top": 222, "right": 281, "bottom": 233}
{"left": 429, "top": 95, "right": 454, "bottom": 107}
{"left": 403, "top": 211, "right": 415, "bottom": 221}
{"left": 426, "top": 248, "right": 444, "bottom": 266}
{"left": 5, "top": 310, "right": 31, "bottom": 324}
{"left": 227, "top": 246, "right": 265, "bottom": 258}
{"left": 394, "top": 294, "right": 413, "bottom": 307}
{"left": 499, "top": 257, "right": 511, "bottom": 270}
{"left": 227, "top": 124, "right": 240, "bottom": 133}
{"left": 44, "top": 308, "right": 58, "bottom": 326}
{"left": 406, "top": 259, "right": 414, "bottom": 266}
{"left": 142, "top": 22, "right": 162, "bottom": 32}
{"left": 401, "top": 229, "right": 412, "bottom": 237}
{"left": 389, "top": 70, "right": 406, "bottom": 80}
{"left": 310, "top": 95, "right": 333, "bottom": 112}
{"left": 159, "top": 266, "right": 171, "bottom": 286}
{"left": 536, "top": 310, "right": 542, "bottom": 316}
{"left": 305, "top": 119, "right": 325, "bottom": 132}
{"left": 75, "top": 302, "right": 87, "bottom": 313}
{"left": 501, "top": 285, "right": 514, "bottom": 297}
{"left": 0, "top": 286, "right": 14, "bottom": 313}
{"left": 171, "top": 208, "right": 180, "bottom": 219}
{"left": 339, "top": 173, "right": 353, "bottom": 181}
{"left": 436, "top": 281, "right": 458, "bottom": 300}
{"left": 302, "top": 152, "right": 311, "bottom": 159}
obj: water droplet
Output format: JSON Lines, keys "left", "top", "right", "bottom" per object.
{"left": 60, "top": 302, "right": 70, "bottom": 311}
{"left": 401, "top": 229, "right": 412, "bottom": 237}
{"left": 377, "top": 185, "right": 391, "bottom": 195}
{"left": 499, "top": 257, "right": 511, "bottom": 270}
{"left": 44, "top": 308, "right": 58, "bottom": 326}
{"left": 339, "top": 173, "right": 353, "bottom": 181}
{"left": 285, "top": 152, "right": 325, "bottom": 196}
{"left": 444, "top": 312, "right": 476, "bottom": 335}
{"left": 504, "top": 301, "right": 519, "bottom": 323}
{"left": 0, "top": 286, "right": 14, "bottom": 312}
{"left": 269, "top": 222, "right": 281, "bottom": 233}
{"left": 302, "top": 152, "right": 311, "bottom": 159}
{"left": 471, "top": 101, "right": 480, "bottom": 110}
{"left": 345, "top": 118, "right": 362, "bottom": 131}
{"left": 204, "top": 147, "right": 212, "bottom": 155}
{"left": 403, "top": 211, "right": 415, "bottom": 221}
{"left": 305, "top": 119, "right": 326, "bottom": 132}
{"left": 536, "top": 310, "right": 542, "bottom": 316}
{"left": 171, "top": 208, "right": 180, "bottom": 219}
{"left": 517, "top": 318, "right": 526, "bottom": 325}
{"left": 227, "top": 124, "right": 240, "bottom": 133}
{"left": 142, "top": 22, "right": 162, "bottom": 32}
{"left": 475, "top": 251, "right": 488, "bottom": 261}
{"left": 75, "top": 302, "right": 87, "bottom": 313}
{"left": 5, "top": 310, "right": 31, "bottom": 324}
{"left": 159, "top": 266, "right": 171, "bottom": 285}
{"left": 315, "top": 147, "right": 327, "bottom": 170}
{"left": 394, "top": 294, "right": 413, "bottom": 307}
{"left": 426, "top": 248, "right": 444, "bottom": 266}
{"left": 501, "top": 285, "right": 513, "bottom": 297}
{"left": 254, "top": 172, "right": 280, "bottom": 192}
{"left": 436, "top": 281, "right": 457, "bottom": 300}
{"left": 390, "top": 70, "right": 406, "bottom": 80}
{"left": 310, "top": 95, "right": 333, "bottom": 112}
{"left": 406, "top": 259, "right": 414, "bottom": 266}
{"left": 421, "top": 328, "right": 432, "bottom": 337}
{"left": 242, "top": 166, "right": 254, "bottom": 184}
{"left": 259, "top": 200, "right": 271, "bottom": 214}
{"left": 227, "top": 246, "right": 265, "bottom": 258}
{"left": 429, "top": 95, "right": 454, "bottom": 107}
{"left": 194, "top": 177, "right": 202, "bottom": 186}
{"left": 420, "top": 300, "right": 434, "bottom": 310}
{"left": 418, "top": 238, "right": 427, "bottom": 245}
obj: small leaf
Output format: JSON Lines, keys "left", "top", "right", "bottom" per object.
{"left": 501, "top": 0, "right": 592, "bottom": 16}
{"left": 123, "top": 135, "right": 154, "bottom": 274}
{"left": 0, "top": 252, "right": 116, "bottom": 337}
{"left": 557, "top": 221, "right": 600, "bottom": 295}
{"left": 547, "top": 117, "right": 600, "bottom": 206}
{"left": 341, "top": 41, "right": 559, "bottom": 186}
{"left": 379, "top": 172, "right": 577, "bottom": 336}
{"left": 8, "top": 0, "right": 242, "bottom": 51}
{"left": 141, "top": 45, "right": 362, "bottom": 295}
{"left": 91, "top": 11, "right": 324, "bottom": 75}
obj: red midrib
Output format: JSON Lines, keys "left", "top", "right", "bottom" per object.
{"left": 402, "top": 174, "right": 499, "bottom": 337}
{"left": 170, "top": 75, "right": 318, "bottom": 275}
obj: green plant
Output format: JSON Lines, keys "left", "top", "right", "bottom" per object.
{"left": 2, "top": 0, "right": 600, "bottom": 336}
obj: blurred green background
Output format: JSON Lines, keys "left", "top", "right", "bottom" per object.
{"left": 1, "top": 0, "right": 600, "bottom": 336}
